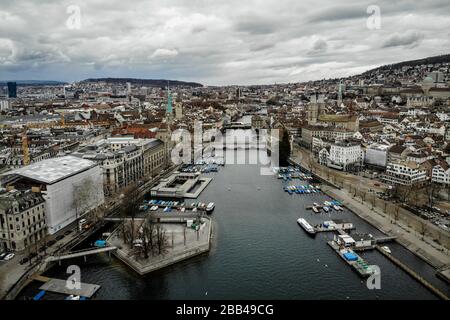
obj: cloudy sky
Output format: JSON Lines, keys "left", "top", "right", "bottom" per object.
{"left": 1, "top": 0, "right": 449, "bottom": 85}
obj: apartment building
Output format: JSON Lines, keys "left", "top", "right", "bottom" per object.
{"left": 74, "top": 137, "right": 166, "bottom": 195}
{"left": 319, "top": 141, "right": 363, "bottom": 172}
{"left": 432, "top": 161, "right": 450, "bottom": 185}
{"left": 0, "top": 189, "right": 47, "bottom": 252}
{"left": 382, "top": 160, "right": 428, "bottom": 186}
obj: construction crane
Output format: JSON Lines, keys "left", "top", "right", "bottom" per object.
{"left": 22, "top": 128, "right": 30, "bottom": 166}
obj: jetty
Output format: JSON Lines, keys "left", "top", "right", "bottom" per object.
{"left": 376, "top": 246, "right": 449, "bottom": 300}
{"left": 35, "top": 276, "right": 100, "bottom": 299}
{"left": 327, "top": 241, "right": 377, "bottom": 277}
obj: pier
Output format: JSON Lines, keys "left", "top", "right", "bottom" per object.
{"left": 376, "top": 246, "right": 449, "bottom": 300}
{"left": 35, "top": 277, "right": 100, "bottom": 299}
{"left": 327, "top": 241, "right": 377, "bottom": 277}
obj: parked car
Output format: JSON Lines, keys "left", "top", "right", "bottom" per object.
{"left": 47, "top": 239, "right": 56, "bottom": 246}
{"left": 0, "top": 252, "right": 8, "bottom": 260}
{"left": 19, "top": 257, "right": 29, "bottom": 265}
{"left": 3, "top": 253, "right": 15, "bottom": 261}
{"left": 55, "top": 235, "right": 65, "bottom": 241}
{"left": 64, "top": 230, "right": 73, "bottom": 236}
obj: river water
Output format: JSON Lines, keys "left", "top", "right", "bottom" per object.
{"left": 17, "top": 118, "right": 450, "bottom": 300}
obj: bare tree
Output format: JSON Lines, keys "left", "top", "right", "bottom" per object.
{"left": 141, "top": 214, "right": 156, "bottom": 258}
{"left": 119, "top": 183, "right": 141, "bottom": 247}
{"left": 425, "top": 181, "right": 441, "bottom": 210}
{"left": 418, "top": 220, "right": 427, "bottom": 239}
{"left": 155, "top": 223, "right": 169, "bottom": 255}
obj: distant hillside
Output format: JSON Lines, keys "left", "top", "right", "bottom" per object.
{"left": 362, "top": 54, "right": 450, "bottom": 75}
{"left": 0, "top": 80, "right": 67, "bottom": 86}
{"left": 82, "top": 78, "right": 203, "bottom": 88}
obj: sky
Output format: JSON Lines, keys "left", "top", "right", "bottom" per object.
{"left": 0, "top": 0, "right": 450, "bottom": 85}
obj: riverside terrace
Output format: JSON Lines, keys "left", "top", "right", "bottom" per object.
{"left": 150, "top": 172, "right": 212, "bottom": 198}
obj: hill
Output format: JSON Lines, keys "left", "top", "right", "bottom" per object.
{"left": 81, "top": 78, "right": 203, "bottom": 88}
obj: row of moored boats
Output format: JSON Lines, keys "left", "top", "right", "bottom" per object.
{"left": 284, "top": 185, "right": 321, "bottom": 195}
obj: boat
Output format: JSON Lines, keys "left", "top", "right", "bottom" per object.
{"left": 66, "top": 295, "right": 81, "bottom": 300}
{"left": 333, "top": 205, "right": 340, "bottom": 211}
{"left": 323, "top": 206, "right": 329, "bottom": 212}
{"left": 313, "top": 202, "right": 319, "bottom": 207}
{"left": 206, "top": 202, "right": 215, "bottom": 213}
{"left": 297, "top": 218, "right": 316, "bottom": 235}
{"left": 381, "top": 246, "right": 392, "bottom": 254}
{"left": 33, "top": 290, "right": 46, "bottom": 301}
{"left": 312, "top": 207, "right": 319, "bottom": 213}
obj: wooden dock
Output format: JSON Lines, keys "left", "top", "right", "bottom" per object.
{"left": 376, "top": 246, "right": 448, "bottom": 300}
{"left": 328, "top": 241, "right": 377, "bottom": 278}
{"left": 39, "top": 278, "right": 100, "bottom": 299}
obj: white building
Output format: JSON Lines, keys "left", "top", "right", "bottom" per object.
{"left": 382, "top": 160, "right": 428, "bottom": 186}
{"left": 432, "top": 162, "right": 450, "bottom": 185}
{"left": 0, "top": 100, "right": 10, "bottom": 111}
{"left": 364, "top": 144, "right": 390, "bottom": 168}
{"left": 320, "top": 141, "right": 363, "bottom": 171}
{"left": 3, "top": 156, "right": 105, "bottom": 234}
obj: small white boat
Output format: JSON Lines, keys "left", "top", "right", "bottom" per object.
{"left": 381, "top": 246, "right": 392, "bottom": 254}
{"left": 66, "top": 295, "right": 80, "bottom": 300}
{"left": 206, "top": 202, "right": 215, "bottom": 213}
{"left": 312, "top": 207, "right": 319, "bottom": 213}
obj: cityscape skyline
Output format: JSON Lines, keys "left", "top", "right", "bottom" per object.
{"left": 1, "top": 0, "right": 450, "bottom": 85}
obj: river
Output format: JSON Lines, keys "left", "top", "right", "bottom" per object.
{"left": 17, "top": 117, "right": 450, "bottom": 300}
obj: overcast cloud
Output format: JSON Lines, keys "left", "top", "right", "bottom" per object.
{"left": 0, "top": 0, "right": 449, "bottom": 85}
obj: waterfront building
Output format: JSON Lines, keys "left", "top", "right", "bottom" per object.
{"left": 0, "top": 189, "right": 46, "bottom": 252}
{"left": 319, "top": 141, "right": 364, "bottom": 172}
{"left": 73, "top": 137, "right": 165, "bottom": 195}
{"left": 382, "top": 160, "right": 428, "bottom": 186}
{"left": 1, "top": 156, "right": 105, "bottom": 235}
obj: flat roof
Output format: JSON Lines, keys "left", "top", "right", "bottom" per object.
{"left": 4, "top": 156, "right": 97, "bottom": 184}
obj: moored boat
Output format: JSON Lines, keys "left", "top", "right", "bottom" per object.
{"left": 206, "top": 202, "right": 215, "bottom": 213}
{"left": 297, "top": 218, "right": 316, "bottom": 235}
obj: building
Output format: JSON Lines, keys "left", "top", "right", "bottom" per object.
{"left": 251, "top": 115, "right": 267, "bottom": 129}
{"left": 0, "top": 189, "right": 46, "bottom": 252}
{"left": 1, "top": 156, "right": 105, "bottom": 235}
{"left": 7, "top": 82, "right": 17, "bottom": 98}
{"left": 300, "top": 125, "right": 355, "bottom": 149}
{"left": 387, "top": 145, "right": 411, "bottom": 163}
{"left": 73, "top": 137, "right": 166, "bottom": 195}
{"left": 432, "top": 161, "right": 450, "bottom": 185}
{"left": 382, "top": 160, "right": 428, "bottom": 186}
{"left": 0, "top": 100, "right": 10, "bottom": 111}
{"left": 175, "top": 102, "right": 183, "bottom": 119}
{"left": 364, "top": 144, "right": 390, "bottom": 168}
{"left": 319, "top": 141, "right": 363, "bottom": 172}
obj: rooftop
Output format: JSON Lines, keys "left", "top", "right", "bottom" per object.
{"left": 3, "top": 156, "right": 97, "bottom": 184}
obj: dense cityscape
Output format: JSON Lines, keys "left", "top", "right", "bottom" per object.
{"left": 0, "top": 1, "right": 450, "bottom": 315}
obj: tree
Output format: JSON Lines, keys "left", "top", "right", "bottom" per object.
{"left": 155, "top": 223, "right": 168, "bottom": 255}
{"left": 279, "top": 130, "right": 291, "bottom": 167}
{"left": 425, "top": 181, "right": 441, "bottom": 210}
{"left": 141, "top": 215, "right": 156, "bottom": 258}
{"left": 418, "top": 220, "right": 427, "bottom": 239}
{"left": 119, "top": 183, "right": 141, "bottom": 247}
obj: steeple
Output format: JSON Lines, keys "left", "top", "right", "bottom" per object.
{"left": 167, "top": 81, "right": 173, "bottom": 115}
